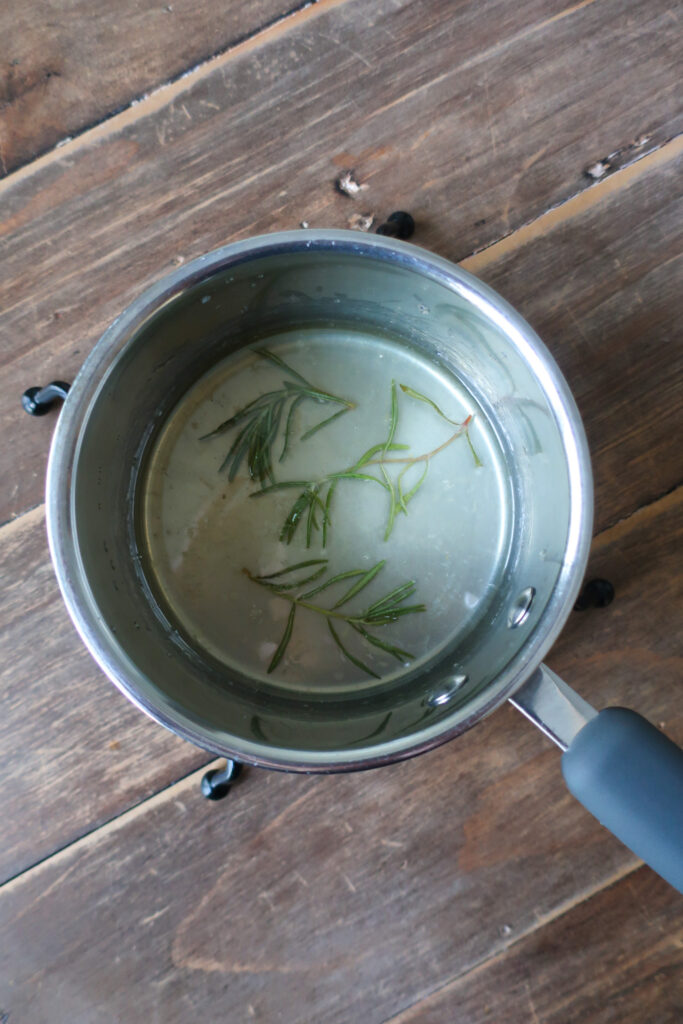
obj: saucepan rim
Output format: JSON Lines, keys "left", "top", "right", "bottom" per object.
{"left": 45, "top": 229, "right": 593, "bottom": 770}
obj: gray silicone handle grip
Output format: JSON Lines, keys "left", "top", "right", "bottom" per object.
{"left": 562, "top": 708, "right": 683, "bottom": 892}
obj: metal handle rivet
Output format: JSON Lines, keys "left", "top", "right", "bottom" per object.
{"left": 508, "top": 587, "right": 536, "bottom": 629}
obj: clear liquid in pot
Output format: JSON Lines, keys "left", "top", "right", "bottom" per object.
{"left": 140, "top": 326, "right": 512, "bottom": 694}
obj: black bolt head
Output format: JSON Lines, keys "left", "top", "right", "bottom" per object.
{"left": 574, "top": 578, "right": 615, "bottom": 611}
{"left": 376, "top": 211, "right": 415, "bottom": 240}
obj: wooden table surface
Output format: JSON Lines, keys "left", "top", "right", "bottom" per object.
{"left": 1, "top": 1, "right": 682, "bottom": 1021}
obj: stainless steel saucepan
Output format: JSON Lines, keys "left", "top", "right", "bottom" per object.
{"left": 34, "top": 231, "right": 683, "bottom": 890}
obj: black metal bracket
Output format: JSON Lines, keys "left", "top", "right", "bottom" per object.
{"left": 574, "top": 578, "right": 615, "bottom": 611}
{"left": 200, "top": 759, "right": 243, "bottom": 800}
{"left": 376, "top": 211, "right": 415, "bottom": 240}
{"left": 22, "top": 381, "right": 71, "bottom": 416}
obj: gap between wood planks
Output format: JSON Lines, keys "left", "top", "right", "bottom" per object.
{"left": 0, "top": 0, "right": 326, "bottom": 180}
{"left": 378, "top": 862, "right": 642, "bottom": 1024}
{"left": 0, "top": 0, "right": 342, "bottom": 193}
{"left": 461, "top": 131, "right": 683, "bottom": 275}
{"left": 0, "top": 0, "right": 606, "bottom": 196}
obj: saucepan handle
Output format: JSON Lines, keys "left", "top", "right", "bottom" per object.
{"left": 511, "top": 666, "right": 683, "bottom": 893}
{"left": 562, "top": 707, "right": 683, "bottom": 892}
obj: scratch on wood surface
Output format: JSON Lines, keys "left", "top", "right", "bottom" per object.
{"left": 341, "top": 872, "right": 357, "bottom": 894}
{"left": 566, "top": 307, "right": 591, "bottom": 346}
{"left": 521, "top": 144, "right": 549, "bottom": 172}
{"left": 173, "top": 951, "right": 298, "bottom": 975}
{"left": 482, "top": 68, "right": 498, "bottom": 160}
{"left": 524, "top": 978, "right": 541, "bottom": 1024}
{"left": 8, "top": 858, "right": 81, "bottom": 925}
{"left": 141, "top": 907, "right": 170, "bottom": 926}
{"left": 317, "top": 31, "right": 373, "bottom": 69}
{"left": 258, "top": 890, "right": 276, "bottom": 912}
{"left": 370, "top": 0, "right": 602, "bottom": 123}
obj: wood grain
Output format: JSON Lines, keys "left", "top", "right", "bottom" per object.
{"left": 1, "top": 0, "right": 680, "bottom": 524}
{"left": 2, "top": 2, "right": 682, "bottom": 1017}
{"left": 0, "top": 0, "right": 305, "bottom": 175}
{"left": 387, "top": 867, "right": 683, "bottom": 1024}
{"left": 0, "top": 505, "right": 208, "bottom": 883}
{"left": 1, "top": 487, "right": 680, "bottom": 1023}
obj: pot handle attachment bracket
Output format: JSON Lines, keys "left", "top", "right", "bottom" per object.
{"left": 201, "top": 758, "right": 243, "bottom": 801}
{"left": 22, "top": 381, "right": 71, "bottom": 416}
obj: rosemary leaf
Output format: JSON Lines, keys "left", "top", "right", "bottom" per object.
{"left": 399, "top": 383, "right": 459, "bottom": 425}
{"left": 355, "top": 441, "right": 410, "bottom": 469}
{"left": 306, "top": 490, "right": 318, "bottom": 548}
{"left": 280, "top": 491, "right": 315, "bottom": 544}
{"left": 250, "top": 480, "right": 314, "bottom": 495}
{"left": 283, "top": 381, "right": 352, "bottom": 407}
{"left": 397, "top": 460, "right": 429, "bottom": 513}
{"left": 364, "top": 603, "right": 426, "bottom": 625}
{"left": 280, "top": 394, "right": 305, "bottom": 462}
{"left": 268, "top": 603, "right": 297, "bottom": 672}
{"left": 327, "top": 471, "right": 391, "bottom": 491}
{"left": 247, "top": 565, "right": 327, "bottom": 593}
{"left": 396, "top": 463, "right": 410, "bottom": 514}
{"left": 465, "top": 428, "right": 483, "bottom": 467}
{"left": 349, "top": 623, "right": 413, "bottom": 663}
{"left": 327, "top": 620, "right": 380, "bottom": 679}
{"left": 366, "top": 581, "right": 417, "bottom": 615}
{"left": 257, "top": 347, "right": 311, "bottom": 386}
{"left": 199, "top": 390, "right": 281, "bottom": 439}
{"left": 222, "top": 419, "right": 257, "bottom": 476}
{"left": 252, "top": 558, "right": 328, "bottom": 580}
{"left": 255, "top": 557, "right": 327, "bottom": 581}
{"left": 331, "top": 560, "right": 386, "bottom": 609}
{"left": 298, "top": 567, "right": 368, "bottom": 601}
{"left": 300, "top": 405, "right": 351, "bottom": 441}
{"left": 380, "top": 464, "right": 398, "bottom": 541}
{"left": 383, "top": 381, "right": 399, "bottom": 452}
{"left": 322, "top": 479, "right": 337, "bottom": 547}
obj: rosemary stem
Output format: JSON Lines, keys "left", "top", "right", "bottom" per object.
{"left": 358, "top": 418, "right": 472, "bottom": 469}
{"left": 274, "top": 593, "right": 356, "bottom": 622}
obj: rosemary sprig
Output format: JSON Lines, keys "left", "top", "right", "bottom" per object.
{"left": 200, "top": 348, "right": 355, "bottom": 485}
{"left": 254, "top": 380, "right": 482, "bottom": 546}
{"left": 244, "top": 558, "right": 425, "bottom": 677}
{"left": 399, "top": 383, "right": 483, "bottom": 467}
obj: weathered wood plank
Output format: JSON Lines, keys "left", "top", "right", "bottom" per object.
{"left": 386, "top": 867, "right": 683, "bottom": 1024}
{"left": 1, "top": 59, "right": 680, "bottom": 884}
{"left": 0, "top": 506, "right": 207, "bottom": 883}
{"left": 1, "top": 0, "right": 680, "bottom": 524}
{"left": 0, "top": 0, "right": 306, "bottom": 175}
{"left": 1, "top": 487, "right": 680, "bottom": 1023}
{"left": 466, "top": 142, "right": 683, "bottom": 534}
